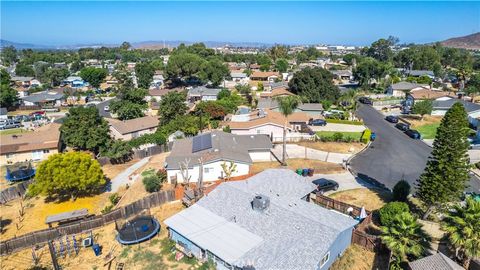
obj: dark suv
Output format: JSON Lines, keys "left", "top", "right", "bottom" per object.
{"left": 385, "top": 115, "right": 399, "bottom": 123}
{"left": 395, "top": 122, "right": 410, "bottom": 131}
{"left": 358, "top": 97, "right": 373, "bottom": 105}
{"left": 312, "top": 179, "right": 339, "bottom": 194}
{"left": 309, "top": 119, "right": 327, "bottom": 126}
{"left": 405, "top": 129, "right": 421, "bottom": 139}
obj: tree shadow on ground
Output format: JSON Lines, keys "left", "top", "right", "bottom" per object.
{"left": 0, "top": 218, "right": 12, "bottom": 234}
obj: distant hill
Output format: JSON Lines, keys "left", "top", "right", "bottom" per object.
{"left": 439, "top": 32, "right": 480, "bottom": 50}
{"left": 0, "top": 39, "right": 52, "bottom": 50}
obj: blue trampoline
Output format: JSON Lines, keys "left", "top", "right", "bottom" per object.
{"left": 5, "top": 162, "right": 35, "bottom": 182}
{"left": 116, "top": 216, "right": 160, "bottom": 245}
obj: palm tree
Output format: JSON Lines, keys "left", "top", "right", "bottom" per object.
{"left": 275, "top": 96, "right": 301, "bottom": 166}
{"left": 380, "top": 212, "right": 430, "bottom": 263}
{"left": 442, "top": 197, "right": 480, "bottom": 269}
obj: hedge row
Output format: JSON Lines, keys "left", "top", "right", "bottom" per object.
{"left": 325, "top": 119, "right": 364, "bottom": 125}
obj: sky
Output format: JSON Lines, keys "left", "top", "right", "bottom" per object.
{"left": 1, "top": 1, "right": 479, "bottom": 46}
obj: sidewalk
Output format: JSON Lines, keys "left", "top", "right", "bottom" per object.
{"left": 109, "top": 157, "right": 150, "bottom": 192}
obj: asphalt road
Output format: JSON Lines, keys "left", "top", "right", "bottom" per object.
{"left": 349, "top": 104, "right": 480, "bottom": 193}
{"left": 96, "top": 98, "right": 115, "bottom": 118}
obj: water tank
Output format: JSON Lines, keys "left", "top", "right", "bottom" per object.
{"left": 252, "top": 195, "right": 270, "bottom": 212}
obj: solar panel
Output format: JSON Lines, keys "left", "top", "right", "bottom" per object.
{"left": 192, "top": 133, "right": 212, "bottom": 153}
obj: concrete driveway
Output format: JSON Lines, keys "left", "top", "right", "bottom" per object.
{"left": 306, "top": 172, "right": 376, "bottom": 195}
{"left": 310, "top": 123, "right": 366, "bottom": 132}
{"left": 349, "top": 104, "right": 480, "bottom": 193}
{"left": 272, "top": 144, "right": 351, "bottom": 164}
{"left": 109, "top": 157, "right": 149, "bottom": 192}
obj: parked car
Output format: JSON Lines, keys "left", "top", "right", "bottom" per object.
{"left": 395, "top": 122, "right": 410, "bottom": 131}
{"left": 385, "top": 115, "right": 399, "bottom": 123}
{"left": 312, "top": 178, "right": 339, "bottom": 194}
{"left": 29, "top": 111, "right": 45, "bottom": 116}
{"left": 309, "top": 119, "right": 326, "bottom": 126}
{"left": 104, "top": 105, "right": 110, "bottom": 112}
{"left": 0, "top": 120, "right": 21, "bottom": 130}
{"left": 405, "top": 129, "right": 421, "bottom": 139}
{"left": 358, "top": 97, "right": 373, "bottom": 105}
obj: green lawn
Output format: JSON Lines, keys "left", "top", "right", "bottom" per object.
{"left": 316, "top": 131, "right": 364, "bottom": 140}
{"left": 0, "top": 128, "right": 31, "bottom": 135}
{"left": 416, "top": 123, "right": 440, "bottom": 139}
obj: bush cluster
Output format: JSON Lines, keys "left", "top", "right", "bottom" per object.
{"left": 317, "top": 132, "right": 359, "bottom": 143}
{"left": 379, "top": 202, "right": 410, "bottom": 227}
{"left": 142, "top": 169, "right": 167, "bottom": 193}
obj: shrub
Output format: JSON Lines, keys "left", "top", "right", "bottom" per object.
{"left": 332, "top": 132, "right": 344, "bottom": 142}
{"left": 379, "top": 202, "right": 410, "bottom": 227}
{"left": 361, "top": 128, "right": 371, "bottom": 143}
{"left": 101, "top": 204, "right": 114, "bottom": 214}
{"left": 109, "top": 193, "right": 120, "bottom": 205}
{"left": 392, "top": 180, "right": 411, "bottom": 202}
{"left": 142, "top": 170, "right": 167, "bottom": 193}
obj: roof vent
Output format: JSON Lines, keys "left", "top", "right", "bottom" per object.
{"left": 252, "top": 195, "right": 270, "bottom": 212}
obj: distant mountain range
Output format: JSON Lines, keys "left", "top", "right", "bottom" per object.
{"left": 439, "top": 32, "right": 480, "bottom": 50}
{"left": 0, "top": 39, "right": 272, "bottom": 50}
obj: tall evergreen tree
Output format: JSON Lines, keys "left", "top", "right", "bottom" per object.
{"left": 416, "top": 102, "right": 470, "bottom": 219}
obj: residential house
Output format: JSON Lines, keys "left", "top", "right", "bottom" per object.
{"left": 401, "top": 69, "right": 435, "bottom": 79}
{"left": 0, "top": 123, "right": 61, "bottom": 164}
{"left": 165, "top": 131, "right": 272, "bottom": 183}
{"left": 409, "top": 253, "right": 463, "bottom": 270}
{"left": 150, "top": 74, "right": 164, "bottom": 89}
{"left": 263, "top": 81, "right": 288, "bottom": 92}
{"left": 224, "top": 72, "right": 249, "bottom": 88}
{"left": 145, "top": 88, "right": 183, "bottom": 102}
{"left": 224, "top": 109, "right": 311, "bottom": 139}
{"left": 386, "top": 82, "right": 429, "bottom": 97}
{"left": 259, "top": 87, "right": 295, "bottom": 99}
{"left": 21, "top": 90, "right": 64, "bottom": 107}
{"left": 331, "top": 70, "right": 353, "bottom": 83}
{"left": 109, "top": 115, "right": 159, "bottom": 140}
{"left": 432, "top": 99, "right": 480, "bottom": 131}
{"left": 187, "top": 86, "right": 222, "bottom": 102}
{"left": 294, "top": 103, "right": 324, "bottom": 118}
{"left": 250, "top": 71, "right": 280, "bottom": 82}
{"left": 64, "top": 76, "right": 87, "bottom": 88}
{"left": 404, "top": 89, "right": 454, "bottom": 108}
{"left": 164, "top": 169, "right": 358, "bottom": 270}
{"left": 10, "top": 76, "right": 35, "bottom": 88}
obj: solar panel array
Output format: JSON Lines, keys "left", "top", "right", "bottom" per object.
{"left": 192, "top": 133, "right": 212, "bottom": 153}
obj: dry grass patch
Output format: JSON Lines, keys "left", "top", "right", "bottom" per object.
{"left": 404, "top": 115, "right": 442, "bottom": 128}
{"left": 251, "top": 159, "right": 345, "bottom": 175}
{"left": 329, "top": 188, "right": 392, "bottom": 211}
{"left": 296, "top": 141, "right": 366, "bottom": 154}
{"left": 330, "top": 244, "right": 388, "bottom": 270}
{"left": 102, "top": 158, "right": 140, "bottom": 180}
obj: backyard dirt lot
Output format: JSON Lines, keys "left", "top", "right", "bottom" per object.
{"left": 251, "top": 159, "right": 345, "bottom": 175}
{"left": 330, "top": 244, "right": 389, "bottom": 270}
{"left": 296, "top": 141, "right": 366, "bottom": 154}
{"left": 328, "top": 188, "right": 392, "bottom": 211}
{"left": 1, "top": 202, "right": 211, "bottom": 270}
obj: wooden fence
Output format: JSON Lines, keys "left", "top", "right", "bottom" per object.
{"left": 98, "top": 143, "right": 173, "bottom": 166}
{"left": 0, "top": 189, "right": 176, "bottom": 256}
{"left": 314, "top": 193, "right": 384, "bottom": 252}
{"left": 0, "top": 180, "right": 34, "bottom": 204}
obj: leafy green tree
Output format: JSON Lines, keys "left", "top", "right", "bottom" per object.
{"left": 269, "top": 45, "right": 288, "bottom": 61}
{"left": 195, "top": 101, "right": 227, "bottom": 120}
{"left": 1, "top": 69, "right": 11, "bottom": 85}
{"left": 353, "top": 57, "right": 390, "bottom": 89}
{"left": 276, "top": 96, "right": 301, "bottom": 165}
{"left": 216, "top": 93, "right": 244, "bottom": 113}
{"left": 392, "top": 180, "right": 411, "bottom": 202}
{"left": 15, "top": 62, "right": 35, "bottom": 77}
{"left": 60, "top": 106, "right": 110, "bottom": 154}
{"left": 1, "top": 46, "right": 17, "bottom": 65}
{"left": 288, "top": 67, "right": 340, "bottom": 102}
{"left": 158, "top": 91, "right": 188, "bottom": 124}
{"left": 165, "top": 53, "right": 205, "bottom": 81}
{"left": 159, "top": 114, "right": 199, "bottom": 136}
{"left": 362, "top": 38, "right": 394, "bottom": 62}
{"left": 45, "top": 67, "right": 69, "bottom": 86}
{"left": 416, "top": 103, "right": 470, "bottom": 219}
{"left": 412, "top": 100, "right": 433, "bottom": 120}
{"left": 135, "top": 62, "right": 155, "bottom": 89}
{"left": 381, "top": 212, "right": 429, "bottom": 264}
{"left": 120, "top": 41, "right": 132, "bottom": 50}
{"left": 275, "top": 58, "right": 289, "bottom": 73}
{"left": 70, "top": 60, "right": 84, "bottom": 73}
{"left": 217, "top": 88, "right": 230, "bottom": 100}
{"left": 442, "top": 197, "right": 480, "bottom": 269}
{"left": 100, "top": 139, "right": 133, "bottom": 164}
{"left": 379, "top": 202, "right": 410, "bottom": 227}
{"left": 0, "top": 84, "right": 18, "bottom": 108}
{"left": 199, "top": 58, "right": 229, "bottom": 86}
{"left": 110, "top": 79, "right": 148, "bottom": 120}
{"left": 28, "top": 152, "right": 106, "bottom": 200}
{"left": 143, "top": 170, "right": 167, "bottom": 192}
{"left": 79, "top": 67, "right": 108, "bottom": 88}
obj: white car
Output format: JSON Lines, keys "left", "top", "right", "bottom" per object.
{"left": 104, "top": 105, "right": 110, "bottom": 112}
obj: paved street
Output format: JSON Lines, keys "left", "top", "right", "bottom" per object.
{"left": 350, "top": 104, "right": 480, "bottom": 193}
{"left": 96, "top": 98, "right": 115, "bottom": 118}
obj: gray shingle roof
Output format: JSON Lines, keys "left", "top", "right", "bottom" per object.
{"left": 165, "top": 169, "right": 358, "bottom": 269}
{"left": 409, "top": 253, "right": 463, "bottom": 270}
{"left": 390, "top": 82, "right": 425, "bottom": 91}
{"left": 188, "top": 86, "right": 222, "bottom": 97}
{"left": 0, "top": 108, "right": 7, "bottom": 116}
{"left": 298, "top": 103, "right": 324, "bottom": 111}
{"left": 21, "top": 91, "right": 64, "bottom": 103}
{"left": 165, "top": 131, "right": 272, "bottom": 169}
{"left": 433, "top": 99, "right": 480, "bottom": 113}
{"left": 406, "top": 70, "right": 434, "bottom": 77}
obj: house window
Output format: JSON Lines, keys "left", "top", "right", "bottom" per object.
{"left": 43, "top": 149, "right": 50, "bottom": 153}
{"left": 6, "top": 153, "right": 14, "bottom": 159}
{"left": 319, "top": 252, "right": 330, "bottom": 268}
{"left": 204, "top": 167, "right": 213, "bottom": 173}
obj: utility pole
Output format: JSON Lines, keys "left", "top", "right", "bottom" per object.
{"left": 48, "top": 240, "right": 60, "bottom": 270}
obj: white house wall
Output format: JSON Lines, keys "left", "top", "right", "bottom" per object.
{"left": 167, "top": 161, "right": 250, "bottom": 184}
{"left": 231, "top": 124, "right": 284, "bottom": 138}
{"left": 248, "top": 151, "right": 272, "bottom": 162}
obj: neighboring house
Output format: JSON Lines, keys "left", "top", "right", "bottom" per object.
{"left": 164, "top": 169, "right": 358, "bottom": 270}
{"left": 386, "top": 82, "right": 428, "bottom": 97}
{"left": 294, "top": 103, "right": 324, "bottom": 117}
{"left": 432, "top": 99, "right": 480, "bottom": 139}
{"left": 409, "top": 253, "right": 463, "bottom": 270}
{"left": 404, "top": 89, "right": 454, "bottom": 108}
{"left": 259, "top": 87, "right": 295, "bottom": 99}
{"left": 331, "top": 70, "right": 353, "bottom": 82}
{"left": 224, "top": 109, "right": 310, "bottom": 138}
{"left": 187, "top": 86, "right": 222, "bottom": 102}
{"left": 21, "top": 90, "right": 65, "bottom": 107}
{"left": 0, "top": 123, "right": 61, "bottom": 164}
{"left": 403, "top": 69, "right": 435, "bottom": 79}
{"left": 150, "top": 74, "right": 164, "bottom": 89}
{"left": 165, "top": 131, "right": 272, "bottom": 183}
{"left": 264, "top": 81, "right": 288, "bottom": 92}
{"left": 250, "top": 71, "right": 280, "bottom": 82}
{"left": 10, "top": 76, "right": 34, "bottom": 88}
{"left": 0, "top": 108, "right": 8, "bottom": 120}
{"left": 64, "top": 76, "right": 86, "bottom": 88}
{"left": 109, "top": 115, "right": 159, "bottom": 140}
{"left": 224, "top": 72, "right": 249, "bottom": 88}
{"left": 145, "top": 88, "right": 183, "bottom": 102}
